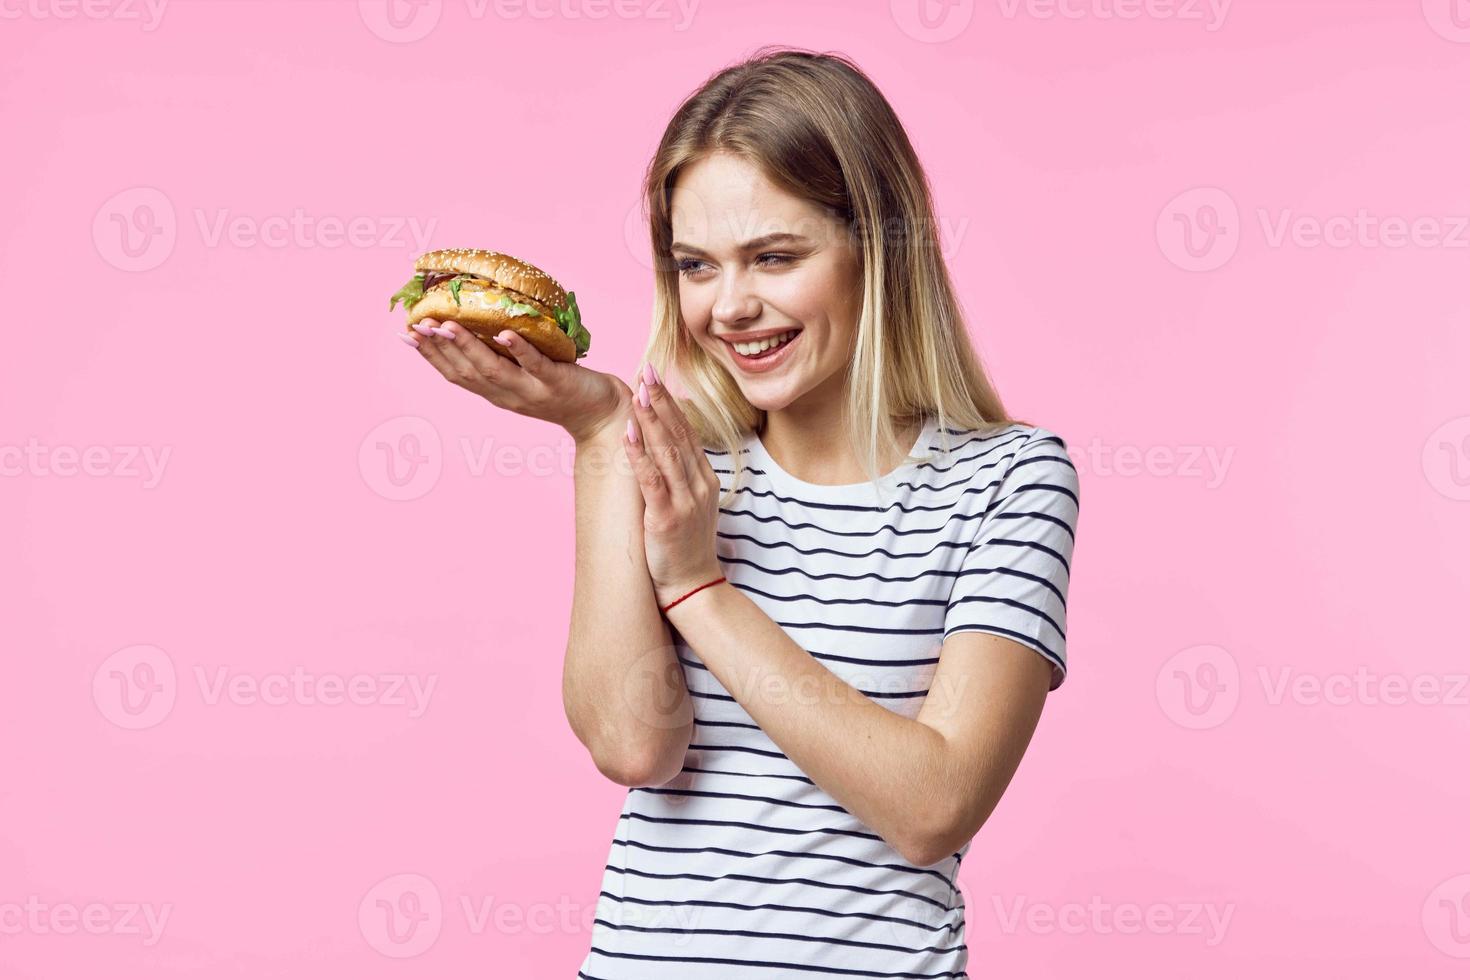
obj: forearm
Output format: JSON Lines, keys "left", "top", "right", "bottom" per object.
{"left": 562, "top": 424, "right": 692, "bottom": 786}
{"left": 664, "top": 581, "right": 955, "bottom": 864}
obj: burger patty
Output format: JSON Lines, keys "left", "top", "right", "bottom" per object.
{"left": 422, "top": 272, "right": 552, "bottom": 316}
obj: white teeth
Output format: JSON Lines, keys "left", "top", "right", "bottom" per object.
{"left": 733, "top": 330, "right": 797, "bottom": 356}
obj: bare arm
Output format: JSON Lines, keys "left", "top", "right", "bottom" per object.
{"left": 401, "top": 318, "right": 692, "bottom": 787}
{"left": 562, "top": 407, "right": 694, "bottom": 788}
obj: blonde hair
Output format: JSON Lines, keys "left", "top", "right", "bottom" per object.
{"left": 636, "top": 45, "right": 1029, "bottom": 505}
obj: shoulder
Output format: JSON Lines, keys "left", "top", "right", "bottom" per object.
{"left": 935, "top": 422, "right": 1078, "bottom": 503}
{"left": 1001, "top": 424, "right": 1079, "bottom": 507}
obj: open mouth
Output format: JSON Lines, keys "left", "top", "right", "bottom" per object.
{"left": 726, "top": 329, "right": 801, "bottom": 364}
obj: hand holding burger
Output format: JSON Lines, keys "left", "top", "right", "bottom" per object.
{"left": 390, "top": 248, "right": 591, "bottom": 362}
{"left": 393, "top": 248, "right": 633, "bottom": 443}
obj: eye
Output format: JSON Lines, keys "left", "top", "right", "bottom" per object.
{"left": 676, "top": 258, "right": 707, "bottom": 278}
{"left": 756, "top": 253, "right": 794, "bottom": 267}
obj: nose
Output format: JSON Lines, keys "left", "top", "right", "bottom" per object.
{"left": 710, "top": 265, "right": 760, "bottom": 327}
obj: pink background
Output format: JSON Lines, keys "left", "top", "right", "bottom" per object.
{"left": 3, "top": 0, "right": 1468, "bottom": 976}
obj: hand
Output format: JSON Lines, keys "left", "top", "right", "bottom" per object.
{"left": 621, "top": 365, "right": 725, "bottom": 610}
{"left": 402, "top": 318, "right": 630, "bottom": 443}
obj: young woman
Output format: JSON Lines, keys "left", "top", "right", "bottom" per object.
{"left": 402, "top": 46, "right": 1080, "bottom": 980}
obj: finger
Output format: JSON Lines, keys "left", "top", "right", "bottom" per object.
{"left": 409, "top": 316, "right": 439, "bottom": 337}
{"left": 641, "top": 373, "right": 702, "bottom": 488}
{"left": 491, "top": 328, "right": 554, "bottom": 382}
{"left": 622, "top": 415, "right": 672, "bottom": 511}
{"left": 646, "top": 373, "right": 702, "bottom": 470}
{"left": 437, "top": 321, "right": 528, "bottom": 392}
{"left": 412, "top": 325, "right": 463, "bottom": 380}
{"left": 632, "top": 380, "right": 694, "bottom": 505}
{"left": 421, "top": 320, "right": 482, "bottom": 380}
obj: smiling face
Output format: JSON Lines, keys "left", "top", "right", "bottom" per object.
{"left": 670, "top": 151, "right": 863, "bottom": 415}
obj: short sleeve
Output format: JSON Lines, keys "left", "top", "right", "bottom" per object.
{"left": 943, "top": 426, "right": 1080, "bottom": 691}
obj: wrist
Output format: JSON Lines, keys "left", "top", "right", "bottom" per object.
{"left": 659, "top": 574, "right": 729, "bottom": 615}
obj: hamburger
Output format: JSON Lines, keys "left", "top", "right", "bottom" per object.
{"left": 389, "top": 248, "right": 591, "bottom": 362}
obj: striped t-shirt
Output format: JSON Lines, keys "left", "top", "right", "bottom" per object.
{"left": 577, "top": 417, "right": 1080, "bottom": 979}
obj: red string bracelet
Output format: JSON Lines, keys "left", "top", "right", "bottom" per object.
{"left": 660, "top": 576, "right": 727, "bottom": 614}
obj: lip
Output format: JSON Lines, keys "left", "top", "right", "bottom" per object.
{"left": 725, "top": 329, "right": 802, "bottom": 374}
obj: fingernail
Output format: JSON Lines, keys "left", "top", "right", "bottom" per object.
{"left": 643, "top": 361, "right": 657, "bottom": 387}
{"left": 637, "top": 381, "right": 650, "bottom": 408}
{"left": 399, "top": 332, "right": 420, "bottom": 348}
{"left": 430, "top": 325, "right": 455, "bottom": 338}
{"left": 412, "top": 321, "right": 435, "bottom": 336}
{"left": 496, "top": 331, "right": 514, "bottom": 346}
{"left": 626, "top": 418, "right": 640, "bottom": 444}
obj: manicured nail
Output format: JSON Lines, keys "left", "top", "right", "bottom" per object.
{"left": 412, "top": 320, "right": 435, "bottom": 336}
{"left": 643, "top": 361, "right": 658, "bottom": 387}
{"left": 626, "top": 418, "right": 640, "bottom": 444}
{"left": 429, "top": 324, "right": 455, "bottom": 338}
{"left": 496, "top": 331, "right": 514, "bottom": 346}
{"left": 399, "top": 332, "right": 420, "bottom": 348}
{"left": 637, "top": 381, "right": 650, "bottom": 408}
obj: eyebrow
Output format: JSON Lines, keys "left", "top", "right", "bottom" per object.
{"left": 669, "top": 232, "right": 811, "bottom": 256}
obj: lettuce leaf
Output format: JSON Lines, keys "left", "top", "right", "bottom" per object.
{"left": 553, "top": 291, "right": 591, "bottom": 358}
{"left": 388, "top": 273, "right": 426, "bottom": 311}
